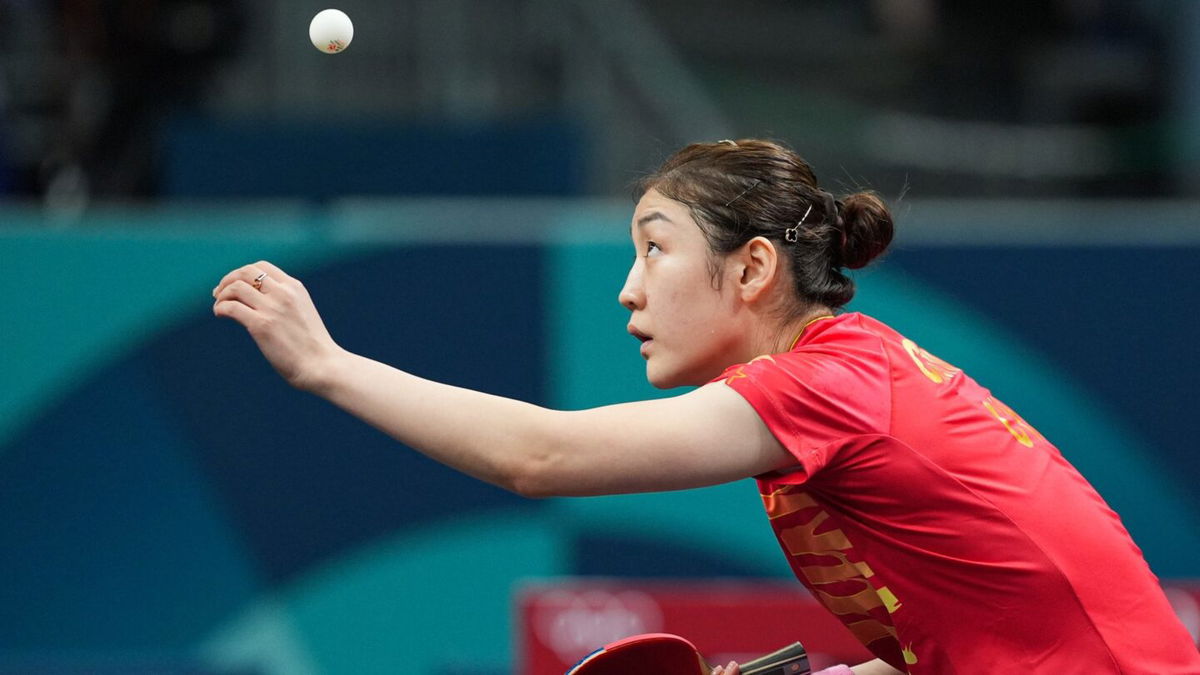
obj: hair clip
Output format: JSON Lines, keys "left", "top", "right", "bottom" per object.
{"left": 785, "top": 205, "right": 812, "bottom": 243}
{"left": 718, "top": 139, "right": 737, "bottom": 146}
{"left": 724, "top": 178, "right": 761, "bottom": 207}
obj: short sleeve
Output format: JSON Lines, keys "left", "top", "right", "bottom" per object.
{"left": 715, "top": 346, "right": 892, "bottom": 482}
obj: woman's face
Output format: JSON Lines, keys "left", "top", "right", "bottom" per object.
{"left": 619, "top": 188, "right": 747, "bottom": 388}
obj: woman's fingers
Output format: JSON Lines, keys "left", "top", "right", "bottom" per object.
{"left": 212, "top": 297, "right": 257, "bottom": 328}
{"left": 213, "top": 261, "right": 284, "bottom": 298}
{"left": 211, "top": 261, "right": 338, "bottom": 391}
{"left": 254, "top": 260, "right": 294, "bottom": 283}
{"left": 214, "top": 265, "right": 256, "bottom": 297}
{"left": 215, "top": 279, "right": 266, "bottom": 310}
{"left": 212, "top": 278, "right": 266, "bottom": 330}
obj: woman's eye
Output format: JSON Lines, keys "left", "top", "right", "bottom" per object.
{"left": 645, "top": 241, "right": 662, "bottom": 256}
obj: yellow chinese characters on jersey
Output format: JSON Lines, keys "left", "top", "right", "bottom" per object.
{"left": 901, "top": 339, "right": 960, "bottom": 384}
{"left": 762, "top": 486, "right": 912, "bottom": 662}
{"left": 902, "top": 338, "right": 1043, "bottom": 449}
{"left": 982, "top": 396, "right": 1043, "bottom": 448}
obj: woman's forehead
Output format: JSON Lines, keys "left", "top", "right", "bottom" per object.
{"left": 631, "top": 189, "right": 691, "bottom": 228}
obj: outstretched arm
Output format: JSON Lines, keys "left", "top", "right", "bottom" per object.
{"left": 213, "top": 261, "right": 792, "bottom": 497}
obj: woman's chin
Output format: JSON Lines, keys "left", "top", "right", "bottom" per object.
{"left": 645, "top": 363, "right": 678, "bottom": 389}
{"left": 646, "top": 363, "right": 708, "bottom": 390}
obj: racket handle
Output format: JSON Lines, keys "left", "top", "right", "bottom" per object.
{"left": 739, "top": 641, "right": 810, "bottom": 675}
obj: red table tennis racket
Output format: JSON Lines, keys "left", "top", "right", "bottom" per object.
{"left": 565, "top": 632, "right": 809, "bottom": 675}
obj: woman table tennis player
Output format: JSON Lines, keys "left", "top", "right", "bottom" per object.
{"left": 213, "top": 139, "right": 1200, "bottom": 674}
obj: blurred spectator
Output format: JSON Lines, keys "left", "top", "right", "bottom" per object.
{"left": 1, "top": 80, "right": 11, "bottom": 196}
{"left": 4, "top": 0, "right": 244, "bottom": 205}
{"left": 872, "top": 0, "right": 1163, "bottom": 122}
{"left": 867, "top": 0, "right": 1169, "bottom": 195}
{"left": 0, "top": 0, "right": 21, "bottom": 196}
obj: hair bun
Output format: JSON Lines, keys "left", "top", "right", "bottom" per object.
{"left": 838, "top": 191, "right": 894, "bottom": 269}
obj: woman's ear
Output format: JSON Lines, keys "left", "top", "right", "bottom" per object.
{"left": 734, "top": 236, "right": 781, "bottom": 303}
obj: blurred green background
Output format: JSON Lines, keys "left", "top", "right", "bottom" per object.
{"left": 2, "top": 201, "right": 1197, "bottom": 673}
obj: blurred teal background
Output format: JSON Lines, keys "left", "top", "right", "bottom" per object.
{"left": 2, "top": 200, "right": 1198, "bottom": 673}
{"left": 3, "top": 1, "right": 1200, "bottom": 673}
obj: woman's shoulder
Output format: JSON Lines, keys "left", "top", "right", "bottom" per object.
{"left": 720, "top": 315, "right": 892, "bottom": 390}
{"left": 791, "top": 312, "right": 896, "bottom": 356}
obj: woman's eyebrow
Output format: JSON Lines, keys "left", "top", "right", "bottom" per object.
{"left": 636, "top": 211, "right": 674, "bottom": 228}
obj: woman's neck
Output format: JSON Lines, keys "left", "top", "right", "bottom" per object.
{"left": 766, "top": 306, "right": 835, "bottom": 354}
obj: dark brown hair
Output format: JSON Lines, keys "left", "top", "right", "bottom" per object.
{"left": 635, "top": 139, "right": 894, "bottom": 312}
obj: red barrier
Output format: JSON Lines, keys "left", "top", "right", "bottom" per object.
{"left": 516, "top": 580, "right": 1200, "bottom": 675}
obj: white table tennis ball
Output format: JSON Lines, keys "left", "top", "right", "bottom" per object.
{"left": 309, "top": 9, "right": 353, "bottom": 54}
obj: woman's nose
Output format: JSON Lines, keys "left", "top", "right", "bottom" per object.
{"left": 618, "top": 264, "right": 643, "bottom": 311}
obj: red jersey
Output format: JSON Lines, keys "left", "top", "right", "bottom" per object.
{"left": 717, "top": 313, "right": 1200, "bottom": 673}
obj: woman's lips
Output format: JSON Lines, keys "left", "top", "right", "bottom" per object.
{"left": 628, "top": 324, "right": 653, "bottom": 357}
{"left": 639, "top": 338, "right": 653, "bottom": 357}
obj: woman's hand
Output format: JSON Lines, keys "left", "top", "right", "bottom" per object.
{"left": 212, "top": 261, "right": 343, "bottom": 392}
{"left": 711, "top": 662, "right": 739, "bottom": 675}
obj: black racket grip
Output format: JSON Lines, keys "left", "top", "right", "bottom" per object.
{"left": 739, "top": 641, "right": 809, "bottom": 675}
